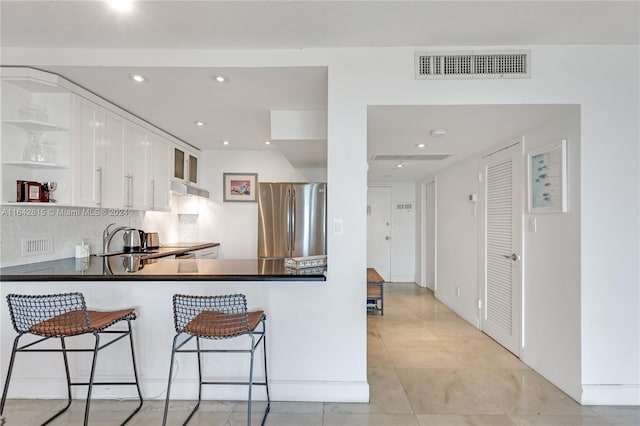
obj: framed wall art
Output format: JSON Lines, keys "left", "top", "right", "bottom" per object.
{"left": 223, "top": 173, "right": 258, "bottom": 202}
{"left": 527, "top": 139, "right": 567, "bottom": 213}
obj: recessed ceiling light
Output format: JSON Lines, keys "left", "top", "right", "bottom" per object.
{"left": 264, "top": 140, "right": 271, "bottom": 145}
{"left": 107, "top": 0, "right": 133, "bottom": 13}
{"left": 194, "top": 121, "right": 206, "bottom": 127}
{"left": 222, "top": 140, "right": 230, "bottom": 146}
{"left": 213, "top": 75, "right": 228, "bottom": 83}
{"left": 129, "top": 73, "right": 147, "bottom": 83}
{"left": 416, "top": 143, "right": 426, "bottom": 148}
{"left": 396, "top": 163, "right": 404, "bottom": 168}
{"left": 430, "top": 128, "right": 447, "bottom": 137}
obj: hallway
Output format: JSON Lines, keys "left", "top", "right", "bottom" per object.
{"left": 2, "top": 284, "right": 639, "bottom": 425}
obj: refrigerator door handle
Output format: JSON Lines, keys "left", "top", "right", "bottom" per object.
{"left": 291, "top": 188, "right": 296, "bottom": 252}
{"left": 286, "top": 187, "right": 292, "bottom": 253}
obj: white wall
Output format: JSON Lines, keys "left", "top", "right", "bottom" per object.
{"left": 144, "top": 149, "right": 311, "bottom": 260}
{"left": 520, "top": 108, "right": 582, "bottom": 400}
{"left": 3, "top": 43, "right": 639, "bottom": 404}
{"left": 434, "top": 156, "right": 480, "bottom": 326}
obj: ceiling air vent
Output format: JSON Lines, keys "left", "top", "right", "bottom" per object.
{"left": 372, "top": 154, "right": 451, "bottom": 161}
{"left": 415, "top": 50, "right": 530, "bottom": 80}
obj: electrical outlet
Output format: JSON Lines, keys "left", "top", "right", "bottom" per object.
{"left": 456, "top": 286, "right": 460, "bottom": 297}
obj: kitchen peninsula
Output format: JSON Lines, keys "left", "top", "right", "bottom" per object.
{"left": 0, "top": 255, "right": 326, "bottom": 281}
{"left": 0, "top": 253, "right": 328, "bottom": 403}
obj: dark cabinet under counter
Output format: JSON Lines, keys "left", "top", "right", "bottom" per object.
{"left": 0, "top": 257, "right": 326, "bottom": 282}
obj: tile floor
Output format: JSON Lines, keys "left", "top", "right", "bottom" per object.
{"left": 2, "top": 283, "right": 639, "bottom": 425}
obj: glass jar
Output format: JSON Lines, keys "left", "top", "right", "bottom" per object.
{"left": 41, "top": 140, "right": 57, "bottom": 164}
{"left": 23, "top": 132, "right": 45, "bottom": 162}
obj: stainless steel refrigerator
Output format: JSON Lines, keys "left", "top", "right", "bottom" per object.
{"left": 258, "top": 182, "right": 326, "bottom": 259}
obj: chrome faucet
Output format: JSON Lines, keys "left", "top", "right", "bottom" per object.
{"left": 102, "top": 223, "right": 130, "bottom": 254}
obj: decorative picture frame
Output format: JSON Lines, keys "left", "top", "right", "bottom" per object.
{"left": 223, "top": 173, "right": 258, "bottom": 202}
{"left": 527, "top": 139, "right": 567, "bottom": 213}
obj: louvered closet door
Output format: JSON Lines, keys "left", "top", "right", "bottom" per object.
{"left": 481, "top": 143, "right": 522, "bottom": 356}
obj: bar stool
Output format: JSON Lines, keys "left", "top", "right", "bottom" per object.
{"left": 162, "top": 294, "right": 270, "bottom": 426}
{"left": 1, "top": 292, "right": 143, "bottom": 425}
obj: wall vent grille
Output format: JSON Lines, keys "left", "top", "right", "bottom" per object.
{"left": 372, "top": 154, "right": 451, "bottom": 161}
{"left": 415, "top": 50, "right": 530, "bottom": 80}
{"left": 21, "top": 237, "right": 53, "bottom": 256}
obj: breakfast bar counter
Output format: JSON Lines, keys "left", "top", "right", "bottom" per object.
{"left": 0, "top": 257, "right": 326, "bottom": 281}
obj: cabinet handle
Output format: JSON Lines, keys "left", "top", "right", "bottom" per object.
{"left": 150, "top": 180, "right": 155, "bottom": 210}
{"left": 126, "top": 175, "right": 133, "bottom": 207}
{"left": 97, "top": 167, "right": 103, "bottom": 207}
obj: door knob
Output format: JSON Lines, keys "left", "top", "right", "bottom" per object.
{"left": 385, "top": 236, "right": 391, "bottom": 241}
{"left": 502, "top": 253, "right": 519, "bottom": 261}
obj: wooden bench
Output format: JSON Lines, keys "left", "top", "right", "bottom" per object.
{"left": 367, "top": 267, "right": 384, "bottom": 315}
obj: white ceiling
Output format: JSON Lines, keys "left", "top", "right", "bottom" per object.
{"left": 2, "top": 1, "right": 638, "bottom": 48}
{"left": 1, "top": 1, "right": 637, "bottom": 182}
{"left": 367, "top": 104, "right": 576, "bottom": 182}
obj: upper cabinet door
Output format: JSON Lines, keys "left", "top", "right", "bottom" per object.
{"left": 148, "top": 133, "right": 171, "bottom": 211}
{"left": 124, "top": 123, "right": 148, "bottom": 210}
{"left": 174, "top": 147, "right": 185, "bottom": 180}
{"left": 188, "top": 154, "right": 198, "bottom": 183}
{"left": 72, "top": 95, "right": 104, "bottom": 207}
{"left": 102, "top": 111, "right": 126, "bottom": 209}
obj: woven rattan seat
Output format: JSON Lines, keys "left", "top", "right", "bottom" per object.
{"left": 163, "top": 294, "right": 270, "bottom": 426}
{"left": 1, "top": 293, "right": 143, "bottom": 425}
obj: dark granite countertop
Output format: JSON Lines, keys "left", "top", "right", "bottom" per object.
{"left": 0, "top": 256, "right": 326, "bottom": 282}
{"left": 97, "top": 242, "right": 219, "bottom": 259}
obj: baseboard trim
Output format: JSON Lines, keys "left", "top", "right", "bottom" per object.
{"left": 581, "top": 384, "right": 640, "bottom": 405}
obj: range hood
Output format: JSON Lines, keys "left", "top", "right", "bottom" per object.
{"left": 171, "top": 180, "right": 210, "bottom": 199}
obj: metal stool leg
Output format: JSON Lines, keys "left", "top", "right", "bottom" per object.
{"left": 39, "top": 337, "right": 74, "bottom": 426}
{"left": 0, "top": 336, "right": 20, "bottom": 415}
{"left": 162, "top": 334, "right": 180, "bottom": 426}
{"left": 247, "top": 334, "right": 256, "bottom": 426}
{"left": 121, "top": 320, "right": 144, "bottom": 424}
{"left": 82, "top": 334, "right": 101, "bottom": 426}
{"left": 183, "top": 337, "right": 203, "bottom": 425}
{"left": 262, "top": 320, "right": 270, "bottom": 425}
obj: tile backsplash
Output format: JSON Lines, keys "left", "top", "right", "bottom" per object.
{"left": 0, "top": 205, "right": 144, "bottom": 267}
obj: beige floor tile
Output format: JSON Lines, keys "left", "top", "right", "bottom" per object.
{"left": 509, "top": 414, "right": 611, "bottom": 425}
{"left": 367, "top": 368, "right": 414, "bottom": 414}
{"left": 367, "top": 336, "right": 394, "bottom": 369}
{"left": 377, "top": 321, "right": 439, "bottom": 343}
{"left": 469, "top": 369, "right": 595, "bottom": 416}
{"left": 269, "top": 401, "right": 324, "bottom": 413}
{"left": 387, "top": 340, "right": 462, "bottom": 369}
{"left": 323, "top": 413, "right": 419, "bottom": 425}
{"left": 416, "top": 414, "right": 516, "bottom": 425}
{"left": 427, "top": 320, "right": 485, "bottom": 338}
{"left": 263, "top": 412, "right": 324, "bottom": 425}
{"left": 323, "top": 402, "right": 375, "bottom": 415}
{"left": 441, "top": 337, "right": 528, "bottom": 370}
{"left": 396, "top": 368, "right": 503, "bottom": 415}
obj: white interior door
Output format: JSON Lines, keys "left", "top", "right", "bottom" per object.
{"left": 367, "top": 187, "right": 391, "bottom": 281}
{"left": 425, "top": 181, "right": 436, "bottom": 290}
{"left": 480, "top": 142, "right": 522, "bottom": 356}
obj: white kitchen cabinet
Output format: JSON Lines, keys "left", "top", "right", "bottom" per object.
{"left": 4, "top": 67, "right": 197, "bottom": 211}
{"left": 148, "top": 133, "right": 171, "bottom": 211}
{"left": 1, "top": 70, "right": 72, "bottom": 204}
{"left": 72, "top": 95, "right": 102, "bottom": 207}
{"left": 124, "top": 123, "right": 148, "bottom": 210}
{"left": 72, "top": 95, "right": 126, "bottom": 209}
